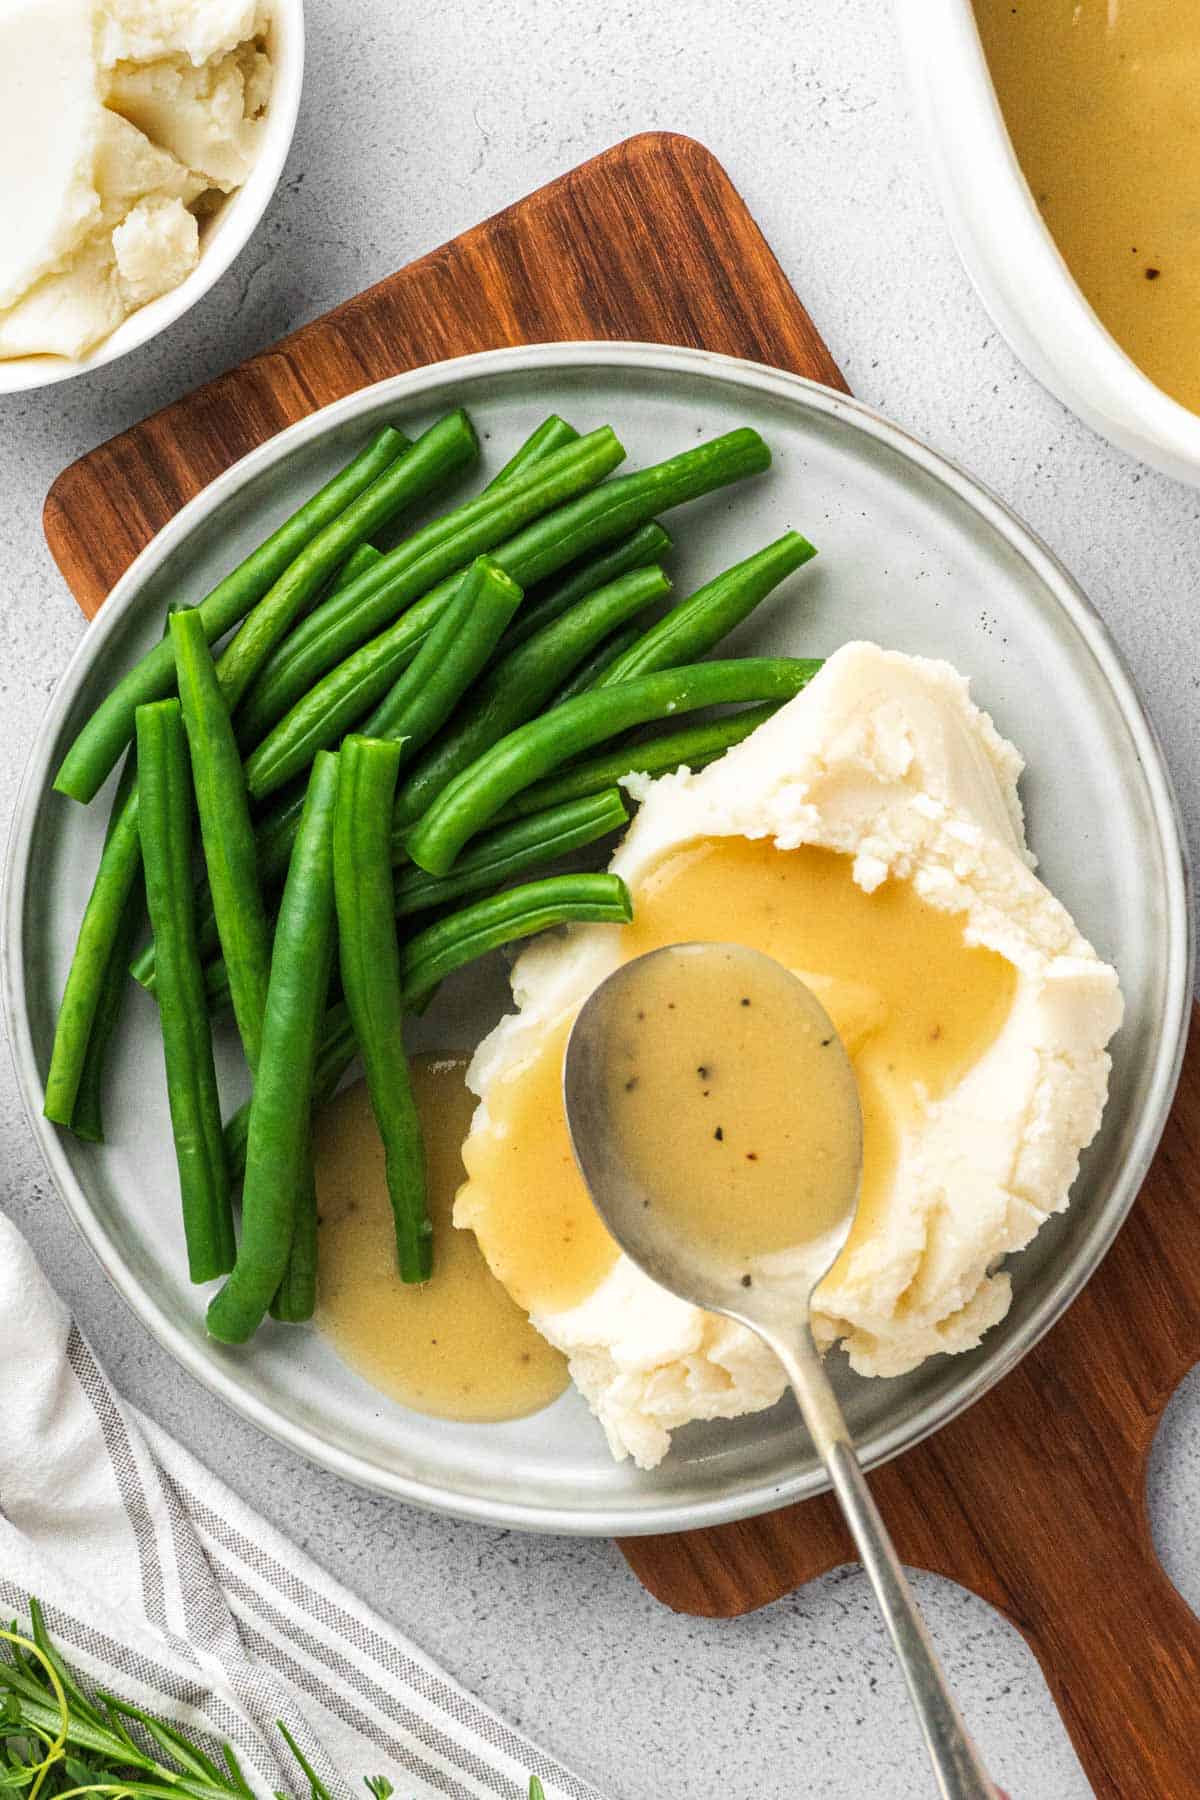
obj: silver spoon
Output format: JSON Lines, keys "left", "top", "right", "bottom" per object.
{"left": 564, "top": 943, "right": 998, "bottom": 1800}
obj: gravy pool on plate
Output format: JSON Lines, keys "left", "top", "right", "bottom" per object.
{"left": 314, "top": 1057, "right": 568, "bottom": 1423}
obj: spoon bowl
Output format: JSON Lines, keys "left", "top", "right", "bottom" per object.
{"left": 564, "top": 942, "right": 999, "bottom": 1800}
{"left": 564, "top": 943, "right": 862, "bottom": 1325}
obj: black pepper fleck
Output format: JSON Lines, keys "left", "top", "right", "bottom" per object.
{"left": 1146, "top": 266, "right": 1161, "bottom": 280}
{"left": 746, "top": 1152, "right": 758, "bottom": 1162}
{"left": 740, "top": 997, "right": 751, "bottom": 1007}
{"left": 624, "top": 1077, "right": 639, "bottom": 1091}
{"left": 741, "top": 1274, "right": 753, "bottom": 1288}
{"left": 820, "top": 1037, "right": 833, "bottom": 1047}
{"left": 714, "top": 1126, "right": 724, "bottom": 1141}
{"left": 696, "top": 1064, "right": 710, "bottom": 1078}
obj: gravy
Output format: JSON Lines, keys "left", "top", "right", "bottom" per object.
{"left": 458, "top": 839, "right": 1016, "bottom": 1309}
{"left": 976, "top": 0, "right": 1200, "bottom": 414}
{"left": 315, "top": 1057, "right": 568, "bottom": 1421}
{"left": 601, "top": 943, "right": 863, "bottom": 1273}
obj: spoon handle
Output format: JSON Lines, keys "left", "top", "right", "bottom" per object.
{"left": 769, "top": 1325, "right": 998, "bottom": 1800}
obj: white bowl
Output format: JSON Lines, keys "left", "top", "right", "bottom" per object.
{"left": 0, "top": 1, "right": 304, "bottom": 396}
{"left": 894, "top": 0, "right": 1200, "bottom": 488}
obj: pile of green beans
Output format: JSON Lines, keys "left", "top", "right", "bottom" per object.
{"left": 196, "top": 787, "right": 632, "bottom": 1016}
{"left": 43, "top": 404, "right": 822, "bottom": 1345}
{"left": 55, "top": 426, "right": 412, "bottom": 805}
{"left": 242, "top": 428, "right": 770, "bottom": 802}
{"left": 405, "top": 657, "right": 824, "bottom": 876}
{"left": 238, "top": 426, "right": 626, "bottom": 747}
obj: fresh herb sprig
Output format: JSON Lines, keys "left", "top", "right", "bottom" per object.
{"left": 0, "top": 1604, "right": 543, "bottom": 1800}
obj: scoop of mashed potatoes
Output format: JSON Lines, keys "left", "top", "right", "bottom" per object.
{"left": 455, "top": 643, "right": 1124, "bottom": 1469}
{"left": 0, "top": 0, "right": 271, "bottom": 360}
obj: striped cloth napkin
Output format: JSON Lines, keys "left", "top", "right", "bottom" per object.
{"left": 0, "top": 1211, "right": 601, "bottom": 1800}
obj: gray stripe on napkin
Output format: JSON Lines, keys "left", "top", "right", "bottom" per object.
{"left": 180, "top": 1487, "right": 602, "bottom": 1800}
{"left": 0, "top": 1574, "right": 275, "bottom": 1778}
{"left": 216, "top": 1558, "right": 521, "bottom": 1799}
{"left": 66, "top": 1326, "right": 168, "bottom": 1631}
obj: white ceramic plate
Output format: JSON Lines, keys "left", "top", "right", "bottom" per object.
{"left": 3, "top": 344, "right": 1190, "bottom": 1534}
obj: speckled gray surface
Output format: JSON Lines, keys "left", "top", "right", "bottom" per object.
{"left": 2, "top": 3, "right": 1198, "bottom": 1796}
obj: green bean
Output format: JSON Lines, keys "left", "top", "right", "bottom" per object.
{"left": 43, "top": 779, "right": 143, "bottom": 1128}
{"left": 68, "top": 902, "right": 140, "bottom": 1144}
{"left": 268, "top": 1175, "right": 318, "bottom": 1324}
{"left": 390, "top": 564, "right": 671, "bottom": 835}
{"left": 330, "top": 542, "right": 383, "bottom": 595}
{"left": 257, "top": 788, "right": 309, "bottom": 884}
{"left": 130, "top": 892, "right": 210, "bottom": 992}
{"left": 131, "top": 771, "right": 299, "bottom": 994}
{"left": 205, "top": 788, "right": 629, "bottom": 1013}
{"left": 334, "top": 736, "right": 431, "bottom": 1281}
{"left": 486, "top": 416, "right": 579, "bottom": 489}
{"left": 207, "top": 752, "right": 340, "bottom": 1344}
{"left": 393, "top": 787, "right": 628, "bottom": 916}
{"left": 249, "top": 544, "right": 638, "bottom": 901}
{"left": 548, "top": 622, "right": 644, "bottom": 706}
{"left": 406, "top": 657, "right": 823, "bottom": 875}
{"left": 238, "top": 429, "right": 625, "bottom": 746}
{"left": 54, "top": 426, "right": 410, "bottom": 805}
{"left": 223, "top": 869, "right": 635, "bottom": 1183}
{"left": 67, "top": 754, "right": 142, "bottom": 1143}
{"left": 136, "top": 701, "right": 235, "bottom": 1283}
{"left": 240, "top": 430, "right": 767, "bottom": 790}
{"left": 498, "top": 703, "right": 783, "bottom": 819}
{"left": 185, "top": 552, "right": 667, "bottom": 959}
{"left": 223, "top": 1104, "right": 250, "bottom": 1188}
{"left": 331, "top": 558, "right": 520, "bottom": 779}
{"left": 74, "top": 607, "right": 188, "bottom": 1103}
{"left": 500, "top": 522, "right": 672, "bottom": 651}
{"left": 598, "top": 531, "right": 817, "bottom": 686}
{"left": 216, "top": 410, "right": 479, "bottom": 713}
{"left": 171, "top": 610, "right": 271, "bottom": 1071}
{"left": 398, "top": 872, "right": 633, "bottom": 1011}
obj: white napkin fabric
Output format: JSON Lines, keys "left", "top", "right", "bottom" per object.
{"left": 0, "top": 1211, "right": 602, "bottom": 1800}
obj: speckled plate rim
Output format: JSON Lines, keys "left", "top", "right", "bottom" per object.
{"left": 3, "top": 341, "right": 1192, "bottom": 1535}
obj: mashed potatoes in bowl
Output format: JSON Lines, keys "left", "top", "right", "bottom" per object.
{"left": 0, "top": 0, "right": 300, "bottom": 387}
{"left": 456, "top": 643, "right": 1124, "bottom": 1469}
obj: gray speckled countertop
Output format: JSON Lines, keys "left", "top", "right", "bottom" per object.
{"left": 3, "top": 4, "right": 1198, "bottom": 1796}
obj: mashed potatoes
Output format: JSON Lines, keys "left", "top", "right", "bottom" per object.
{"left": 0, "top": 0, "right": 271, "bottom": 360}
{"left": 455, "top": 643, "right": 1124, "bottom": 1468}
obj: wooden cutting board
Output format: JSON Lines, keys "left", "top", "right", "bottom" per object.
{"left": 43, "top": 132, "right": 1200, "bottom": 1800}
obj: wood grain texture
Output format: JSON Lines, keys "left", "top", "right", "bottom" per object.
{"left": 43, "top": 131, "right": 843, "bottom": 615}
{"left": 44, "top": 130, "right": 1198, "bottom": 1799}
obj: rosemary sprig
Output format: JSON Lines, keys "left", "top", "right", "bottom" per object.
{"left": 0, "top": 1604, "right": 543, "bottom": 1800}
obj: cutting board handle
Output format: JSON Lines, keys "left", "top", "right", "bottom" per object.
{"left": 625, "top": 1012, "right": 1200, "bottom": 1800}
{"left": 623, "top": 1015, "right": 1200, "bottom": 1799}
{"left": 920, "top": 1349, "right": 1200, "bottom": 1800}
{"left": 1000, "top": 1501, "right": 1200, "bottom": 1797}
